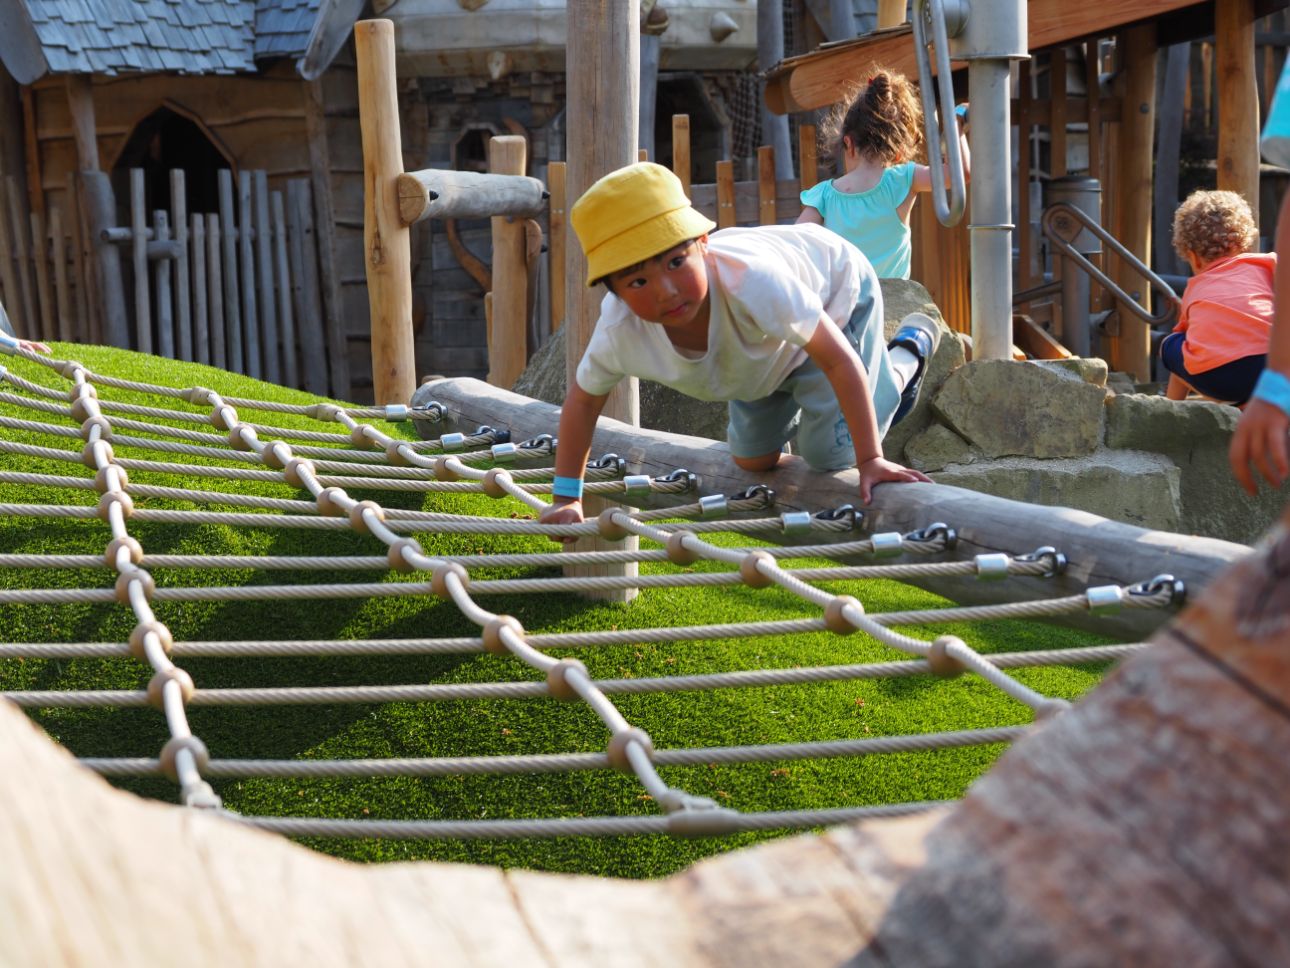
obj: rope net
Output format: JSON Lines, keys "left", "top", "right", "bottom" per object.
{"left": 0, "top": 344, "right": 1182, "bottom": 842}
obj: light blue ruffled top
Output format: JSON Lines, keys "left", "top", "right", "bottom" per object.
{"left": 799, "top": 162, "right": 917, "bottom": 279}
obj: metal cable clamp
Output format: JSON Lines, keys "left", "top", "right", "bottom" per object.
{"left": 906, "top": 522, "right": 957, "bottom": 549}
{"left": 1014, "top": 546, "right": 1068, "bottom": 578}
{"left": 1127, "top": 574, "right": 1186, "bottom": 606}
{"left": 815, "top": 503, "right": 862, "bottom": 531}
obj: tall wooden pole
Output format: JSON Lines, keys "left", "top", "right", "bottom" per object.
{"left": 1216, "top": 0, "right": 1259, "bottom": 216}
{"left": 877, "top": 0, "right": 906, "bottom": 28}
{"left": 566, "top": 0, "right": 640, "bottom": 602}
{"left": 355, "top": 19, "right": 416, "bottom": 405}
{"left": 1112, "top": 25, "right": 1156, "bottom": 382}
{"left": 487, "top": 135, "right": 528, "bottom": 389}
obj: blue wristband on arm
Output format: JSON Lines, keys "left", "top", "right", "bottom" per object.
{"left": 1253, "top": 368, "right": 1290, "bottom": 417}
{"left": 552, "top": 475, "right": 584, "bottom": 500}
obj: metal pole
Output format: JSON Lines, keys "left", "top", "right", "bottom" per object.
{"left": 968, "top": 59, "right": 1014, "bottom": 360}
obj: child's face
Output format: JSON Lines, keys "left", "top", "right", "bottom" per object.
{"left": 607, "top": 238, "right": 709, "bottom": 331}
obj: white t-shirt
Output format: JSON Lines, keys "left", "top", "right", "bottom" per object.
{"left": 575, "top": 223, "right": 864, "bottom": 402}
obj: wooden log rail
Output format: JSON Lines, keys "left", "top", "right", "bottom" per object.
{"left": 395, "top": 168, "right": 548, "bottom": 225}
{"left": 424, "top": 376, "right": 1248, "bottom": 638}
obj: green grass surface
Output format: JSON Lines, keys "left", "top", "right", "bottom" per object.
{"left": 0, "top": 343, "right": 1116, "bottom": 878}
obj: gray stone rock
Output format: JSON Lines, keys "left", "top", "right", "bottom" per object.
{"left": 932, "top": 359, "right": 1108, "bottom": 459}
{"left": 904, "top": 423, "right": 979, "bottom": 472}
{"left": 1105, "top": 393, "right": 1285, "bottom": 543}
{"left": 1033, "top": 357, "right": 1108, "bottom": 388}
{"left": 931, "top": 450, "right": 1183, "bottom": 532}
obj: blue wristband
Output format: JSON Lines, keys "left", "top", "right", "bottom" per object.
{"left": 552, "top": 475, "right": 584, "bottom": 500}
{"left": 1252, "top": 367, "right": 1290, "bottom": 417}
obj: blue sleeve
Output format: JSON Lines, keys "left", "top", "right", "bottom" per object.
{"left": 799, "top": 181, "right": 830, "bottom": 216}
{"left": 884, "top": 162, "right": 916, "bottom": 207}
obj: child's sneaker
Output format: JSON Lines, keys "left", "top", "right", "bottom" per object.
{"left": 888, "top": 313, "right": 942, "bottom": 425}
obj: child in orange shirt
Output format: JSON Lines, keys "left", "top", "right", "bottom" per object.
{"left": 1162, "top": 190, "right": 1274, "bottom": 404}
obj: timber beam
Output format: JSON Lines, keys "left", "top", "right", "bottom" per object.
{"left": 422, "top": 377, "right": 1250, "bottom": 637}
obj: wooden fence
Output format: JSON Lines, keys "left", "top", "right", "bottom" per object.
{"left": 0, "top": 167, "right": 345, "bottom": 398}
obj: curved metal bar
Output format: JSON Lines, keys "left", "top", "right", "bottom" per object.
{"left": 911, "top": 0, "right": 967, "bottom": 226}
{"left": 1040, "top": 203, "right": 1180, "bottom": 327}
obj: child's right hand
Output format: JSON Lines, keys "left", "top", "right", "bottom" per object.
{"left": 1229, "top": 398, "right": 1290, "bottom": 495}
{"left": 539, "top": 498, "right": 585, "bottom": 544}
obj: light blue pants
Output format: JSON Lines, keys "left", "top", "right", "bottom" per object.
{"left": 726, "top": 276, "right": 901, "bottom": 471}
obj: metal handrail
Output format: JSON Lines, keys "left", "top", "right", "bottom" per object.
{"left": 1040, "top": 203, "right": 1180, "bottom": 328}
{"left": 911, "top": 0, "right": 967, "bottom": 226}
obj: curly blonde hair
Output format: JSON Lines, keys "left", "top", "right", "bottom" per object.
{"left": 1171, "top": 190, "right": 1258, "bottom": 264}
{"left": 818, "top": 68, "right": 924, "bottom": 167}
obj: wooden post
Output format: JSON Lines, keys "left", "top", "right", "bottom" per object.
{"left": 217, "top": 170, "right": 242, "bottom": 373}
{"left": 48, "top": 206, "right": 70, "bottom": 342}
{"left": 715, "top": 160, "right": 737, "bottom": 229}
{"left": 206, "top": 213, "right": 226, "bottom": 369}
{"left": 19, "top": 86, "right": 42, "bottom": 218}
{"left": 153, "top": 209, "right": 174, "bottom": 358}
{"left": 238, "top": 169, "right": 261, "bottom": 378}
{"left": 82, "top": 172, "right": 127, "bottom": 347}
{"left": 191, "top": 214, "right": 209, "bottom": 366}
{"left": 1202, "top": 41, "right": 1214, "bottom": 131}
{"left": 1050, "top": 48, "right": 1068, "bottom": 178}
{"left": 271, "top": 191, "right": 298, "bottom": 389}
{"left": 548, "top": 161, "right": 566, "bottom": 333}
{"left": 487, "top": 135, "right": 529, "bottom": 389}
{"left": 1216, "top": 0, "right": 1259, "bottom": 215}
{"left": 129, "top": 169, "right": 150, "bottom": 354}
{"left": 355, "top": 19, "right": 416, "bottom": 406}
{"left": 758, "top": 146, "right": 777, "bottom": 225}
{"left": 0, "top": 186, "right": 19, "bottom": 331}
{"left": 29, "top": 209, "right": 53, "bottom": 340}
{"left": 1016, "top": 62, "right": 1033, "bottom": 295}
{"left": 1154, "top": 44, "right": 1189, "bottom": 277}
{"left": 304, "top": 79, "right": 350, "bottom": 400}
{"left": 798, "top": 123, "right": 817, "bottom": 191}
{"left": 671, "top": 115, "right": 691, "bottom": 197}
{"left": 5, "top": 176, "right": 36, "bottom": 335}
{"left": 170, "top": 170, "right": 192, "bottom": 362}
{"left": 566, "top": 0, "right": 641, "bottom": 603}
{"left": 254, "top": 170, "right": 279, "bottom": 384}
{"left": 639, "top": 32, "right": 660, "bottom": 162}
{"left": 287, "top": 178, "right": 329, "bottom": 396}
{"left": 1113, "top": 25, "right": 1156, "bottom": 382}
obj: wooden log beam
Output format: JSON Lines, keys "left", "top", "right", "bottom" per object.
{"left": 421, "top": 376, "right": 1249, "bottom": 638}
{"left": 396, "top": 169, "right": 548, "bottom": 226}
{"left": 764, "top": 0, "right": 1204, "bottom": 115}
{"left": 2, "top": 511, "right": 1287, "bottom": 967}
{"left": 356, "top": 19, "right": 416, "bottom": 406}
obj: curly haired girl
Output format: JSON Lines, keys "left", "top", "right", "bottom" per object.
{"left": 796, "top": 68, "right": 969, "bottom": 279}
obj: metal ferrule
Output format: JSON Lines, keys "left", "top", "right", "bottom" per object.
{"left": 490, "top": 442, "right": 519, "bottom": 463}
{"left": 622, "top": 474, "right": 652, "bottom": 496}
{"left": 780, "top": 511, "right": 812, "bottom": 535}
{"left": 439, "top": 432, "right": 466, "bottom": 452}
{"left": 1085, "top": 585, "right": 1124, "bottom": 615}
{"left": 974, "top": 553, "right": 1011, "bottom": 580}
{"left": 698, "top": 494, "right": 728, "bottom": 519}
{"left": 870, "top": 532, "right": 904, "bottom": 557}
{"left": 383, "top": 404, "right": 409, "bottom": 421}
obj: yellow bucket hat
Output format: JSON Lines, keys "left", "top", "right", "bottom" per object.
{"left": 570, "top": 162, "right": 717, "bottom": 286}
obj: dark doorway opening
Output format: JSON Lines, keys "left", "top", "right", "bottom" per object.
{"left": 112, "top": 105, "right": 231, "bottom": 218}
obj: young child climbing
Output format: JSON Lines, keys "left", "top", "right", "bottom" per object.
{"left": 538, "top": 162, "right": 940, "bottom": 539}
{"left": 1162, "top": 190, "right": 1274, "bottom": 406}
{"left": 796, "top": 69, "right": 970, "bottom": 279}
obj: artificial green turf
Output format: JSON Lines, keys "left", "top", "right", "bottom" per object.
{"left": 0, "top": 343, "right": 1116, "bottom": 878}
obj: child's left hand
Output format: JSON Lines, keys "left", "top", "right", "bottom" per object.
{"left": 858, "top": 456, "right": 931, "bottom": 503}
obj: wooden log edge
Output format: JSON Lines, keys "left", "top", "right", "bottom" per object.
{"left": 419, "top": 377, "right": 1251, "bottom": 638}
